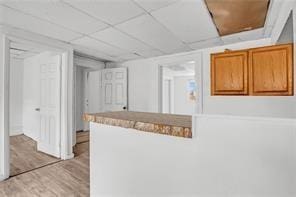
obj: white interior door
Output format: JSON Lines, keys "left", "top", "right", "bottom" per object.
{"left": 88, "top": 70, "right": 102, "bottom": 113}
{"left": 102, "top": 68, "right": 127, "bottom": 112}
{"left": 38, "top": 55, "right": 61, "bottom": 158}
{"left": 84, "top": 70, "right": 102, "bottom": 131}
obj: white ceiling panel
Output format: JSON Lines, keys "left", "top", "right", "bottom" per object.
{"left": 118, "top": 53, "right": 142, "bottom": 61}
{"left": 189, "top": 37, "right": 223, "bottom": 50}
{"left": 238, "top": 28, "right": 264, "bottom": 41}
{"left": 133, "top": 0, "right": 179, "bottom": 12}
{"left": 170, "top": 45, "right": 193, "bottom": 53}
{"left": 73, "top": 44, "right": 120, "bottom": 62}
{"left": 2, "top": 0, "right": 108, "bottom": 34}
{"left": 0, "top": 5, "right": 81, "bottom": 41}
{"left": 137, "top": 49, "right": 164, "bottom": 58}
{"left": 63, "top": 0, "right": 144, "bottom": 25}
{"left": 90, "top": 27, "right": 153, "bottom": 52}
{"left": 116, "top": 14, "right": 190, "bottom": 53}
{"left": 151, "top": 0, "right": 218, "bottom": 43}
{"left": 221, "top": 28, "right": 264, "bottom": 44}
{"left": 71, "top": 36, "right": 128, "bottom": 57}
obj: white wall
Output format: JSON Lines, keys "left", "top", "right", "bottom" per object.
{"left": 173, "top": 75, "right": 195, "bottom": 115}
{"left": 277, "top": 12, "right": 293, "bottom": 44}
{"left": 75, "top": 66, "right": 85, "bottom": 131}
{"left": 0, "top": 33, "right": 10, "bottom": 181}
{"left": 120, "top": 38, "right": 296, "bottom": 118}
{"left": 90, "top": 116, "right": 296, "bottom": 197}
{"left": 9, "top": 58, "right": 24, "bottom": 136}
{"left": 162, "top": 79, "right": 171, "bottom": 113}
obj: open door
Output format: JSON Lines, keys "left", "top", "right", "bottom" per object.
{"left": 102, "top": 68, "right": 127, "bottom": 112}
{"left": 38, "top": 54, "right": 61, "bottom": 158}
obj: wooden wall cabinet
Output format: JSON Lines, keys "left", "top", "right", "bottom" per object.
{"left": 211, "top": 51, "right": 248, "bottom": 95}
{"left": 211, "top": 44, "right": 293, "bottom": 96}
{"left": 249, "top": 44, "right": 293, "bottom": 96}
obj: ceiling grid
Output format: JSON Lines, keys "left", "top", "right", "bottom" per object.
{"left": 0, "top": 0, "right": 281, "bottom": 61}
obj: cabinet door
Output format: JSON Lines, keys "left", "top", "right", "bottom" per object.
{"left": 249, "top": 44, "right": 293, "bottom": 96}
{"left": 211, "top": 51, "right": 248, "bottom": 95}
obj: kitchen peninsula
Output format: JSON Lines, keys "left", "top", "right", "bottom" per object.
{"left": 84, "top": 111, "right": 192, "bottom": 138}
{"left": 84, "top": 111, "right": 295, "bottom": 197}
{"left": 84, "top": 111, "right": 194, "bottom": 196}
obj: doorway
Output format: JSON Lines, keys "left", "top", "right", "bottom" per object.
{"left": 9, "top": 40, "right": 63, "bottom": 176}
{"left": 0, "top": 29, "right": 74, "bottom": 181}
{"left": 160, "top": 60, "right": 202, "bottom": 115}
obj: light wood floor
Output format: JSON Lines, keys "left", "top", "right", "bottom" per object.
{"left": 10, "top": 135, "right": 60, "bottom": 177}
{"left": 0, "top": 131, "right": 90, "bottom": 197}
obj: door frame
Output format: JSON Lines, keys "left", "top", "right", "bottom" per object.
{"left": 0, "top": 25, "right": 74, "bottom": 181}
{"left": 157, "top": 52, "right": 204, "bottom": 115}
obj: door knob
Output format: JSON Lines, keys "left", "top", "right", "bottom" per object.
{"left": 35, "top": 108, "right": 40, "bottom": 112}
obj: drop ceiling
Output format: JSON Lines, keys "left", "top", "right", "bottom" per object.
{"left": 0, "top": 0, "right": 281, "bottom": 62}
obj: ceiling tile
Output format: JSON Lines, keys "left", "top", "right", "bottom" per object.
{"left": 238, "top": 28, "right": 264, "bottom": 41}
{"left": 63, "top": 0, "right": 144, "bottom": 25}
{"left": 151, "top": 0, "right": 218, "bottom": 43}
{"left": 0, "top": 5, "right": 81, "bottom": 41}
{"left": 136, "top": 49, "right": 164, "bottom": 58}
{"left": 221, "top": 28, "right": 264, "bottom": 44}
{"left": 71, "top": 36, "right": 128, "bottom": 57}
{"left": 90, "top": 27, "right": 153, "bottom": 52}
{"left": 2, "top": 0, "right": 108, "bottom": 34}
{"left": 118, "top": 53, "right": 142, "bottom": 61}
{"left": 116, "top": 14, "right": 190, "bottom": 54}
{"left": 133, "top": 0, "right": 179, "bottom": 12}
{"left": 170, "top": 45, "right": 193, "bottom": 54}
{"left": 73, "top": 44, "right": 120, "bottom": 62}
{"left": 189, "top": 37, "right": 223, "bottom": 50}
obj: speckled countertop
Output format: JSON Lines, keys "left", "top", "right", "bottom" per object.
{"left": 83, "top": 111, "right": 192, "bottom": 138}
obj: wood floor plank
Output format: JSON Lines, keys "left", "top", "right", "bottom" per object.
{"left": 76, "top": 131, "right": 89, "bottom": 144}
{"left": 10, "top": 135, "right": 60, "bottom": 177}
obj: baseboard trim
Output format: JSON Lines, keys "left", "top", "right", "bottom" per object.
{"left": 62, "top": 153, "right": 74, "bottom": 160}
{"left": 0, "top": 174, "right": 7, "bottom": 182}
{"left": 22, "top": 129, "right": 38, "bottom": 141}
